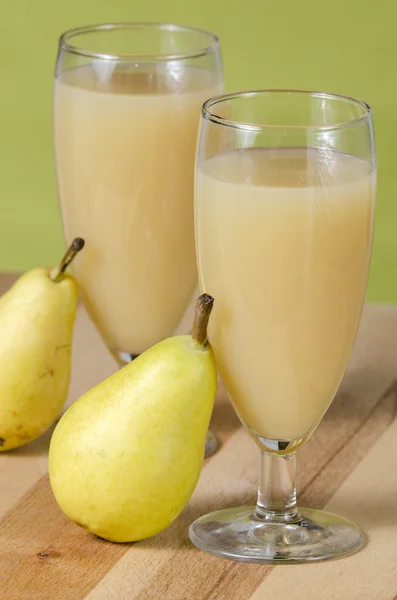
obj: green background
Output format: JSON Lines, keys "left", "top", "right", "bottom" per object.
{"left": 1, "top": 0, "right": 395, "bottom": 301}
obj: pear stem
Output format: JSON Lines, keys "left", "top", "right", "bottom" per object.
{"left": 191, "top": 294, "right": 214, "bottom": 346}
{"left": 49, "top": 238, "right": 85, "bottom": 282}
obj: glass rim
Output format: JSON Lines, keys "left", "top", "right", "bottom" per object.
{"left": 59, "top": 22, "right": 220, "bottom": 61}
{"left": 202, "top": 89, "right": 372, "bottom": 132}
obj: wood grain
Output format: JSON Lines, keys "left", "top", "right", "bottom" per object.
{"left": 0, "top": 269, "right": 396, "bottom": 600}
{"left": 0, "top": 476, "right": 131, "bottom": 600}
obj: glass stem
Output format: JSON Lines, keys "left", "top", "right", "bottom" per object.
{"left": 255, "top": 451, "right": 300, "bottom": 523}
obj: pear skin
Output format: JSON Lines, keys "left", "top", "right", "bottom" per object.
{"left": 49, "top": 295, "right": 217, "bottom": 542}
{"left": 0, "top": 239, "right": 84, "bottom": 451}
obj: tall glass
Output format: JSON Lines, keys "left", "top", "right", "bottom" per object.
{"left": 54, "top": 23, "right": 223, "bottom": 455}
{"left": 190, "top": 90, "right": 376, "bottom": 562}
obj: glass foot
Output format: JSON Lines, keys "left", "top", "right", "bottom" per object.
{"left": 189, "top": 506, "right": 364, "bottom": 564}
{"left": 205, "top": 430, "right": 219, "bottom": 458}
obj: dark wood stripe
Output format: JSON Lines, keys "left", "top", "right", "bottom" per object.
{"left": 0, "top": 476, "right": 131, "bottom": 600}
{"left": 202, "top": 563, "right": 272, "bottom": 600}
{"left": 299, "top": 378, "right": 397, "bottom": 507}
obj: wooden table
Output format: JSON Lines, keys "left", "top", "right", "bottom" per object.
{"left": 1, "top": 273, "right": 397, "bottom": 599}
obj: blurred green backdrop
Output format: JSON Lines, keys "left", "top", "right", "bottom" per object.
{"left": 0, "top": 0, "right": 395, "bottom": 301}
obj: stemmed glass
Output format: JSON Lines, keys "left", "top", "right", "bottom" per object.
{"left": 54, "top": 23, "right": 223, "bottom": 456}
{"left": 190, "top": 90, "right": 376, "bottom": 562}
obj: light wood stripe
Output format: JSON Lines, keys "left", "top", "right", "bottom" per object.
{"left": 0, "top": 427, "right": 53, "bottom": 518}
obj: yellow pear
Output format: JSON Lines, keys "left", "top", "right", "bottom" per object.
{"left": 49, "top": 294, "right": 217, "bottom": 543}
{"left": 0, "top": 239, "right": 84, "bottom": 451}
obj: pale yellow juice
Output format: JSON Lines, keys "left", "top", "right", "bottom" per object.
{"left": 55, "top": 64, "right": 221, "bottom": 355}
{"left": 196, "top": 148, "right": 375, "bottom": 441}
